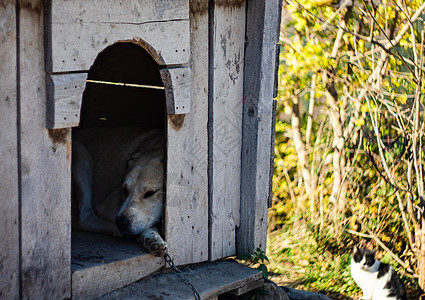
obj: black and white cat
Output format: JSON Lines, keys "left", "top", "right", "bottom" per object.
{"left": 351, "top": 247, "right": 407, "bottom": 300}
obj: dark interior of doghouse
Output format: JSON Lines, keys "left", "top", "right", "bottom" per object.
{"left": 78, "top": 42, "right": 165, "bottom": 130}
{"left": 71, "top": 42, "right": 165, "bottom": 274}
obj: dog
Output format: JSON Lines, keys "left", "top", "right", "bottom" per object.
{"left": 71, "top": 126, "right": 167, "bottom": 257}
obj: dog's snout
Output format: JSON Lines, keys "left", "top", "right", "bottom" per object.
{"left": 115, "top": 215, "right": 130, "bottom": 230}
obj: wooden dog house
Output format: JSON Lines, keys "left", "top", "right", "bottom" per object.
{"left": 0, "top": 0, "right": 281, "bottom": 298}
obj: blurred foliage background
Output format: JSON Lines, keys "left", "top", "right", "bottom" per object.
{"left": 269, "top": 0, "right": 425, "bottom": 297}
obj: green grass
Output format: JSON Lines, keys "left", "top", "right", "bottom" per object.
{"left": 266, "top": 226, "right": 361, "bottom": 299}
{"left": 265, "top": 225, "right": 422, "bottom": 299}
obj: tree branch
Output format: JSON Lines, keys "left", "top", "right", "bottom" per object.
{"left": 346, "top": 228, "right": 415, "bottom": 275}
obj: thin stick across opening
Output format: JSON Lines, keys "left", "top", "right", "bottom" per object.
{"left": 86, "top": 79, "right": 165, "bottom": 90}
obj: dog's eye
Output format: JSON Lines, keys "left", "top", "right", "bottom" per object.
{"left": 144, "top": 190, "right": 158, "bottom": 198}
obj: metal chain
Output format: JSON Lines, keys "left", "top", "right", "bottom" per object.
{"left": 164, "top": 253, "right": 202, "bottom": 300}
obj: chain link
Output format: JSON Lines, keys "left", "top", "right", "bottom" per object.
{"left": 164, "top": 253, "right": 202, "bottom": 300}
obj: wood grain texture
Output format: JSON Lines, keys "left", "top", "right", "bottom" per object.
{"left": 46, "top": 73, "right": 87, "bottom": 129}
{"left": 227, "top": 279, "right": 264, "bottom": 296}
{"left": 237, "top": 0, "right": 281, "bottom": 256}
{"left": 72, "top": 231, "right": 164, "bottom": 298}
{"left": 46, "top": 0, "right": 190, "bottom": 72}
{"left": 209, "top": 4, "right": 246, "bottom": 261}
{"left": 19, "top": 1, "right": 71, "bottom": 298}
{"left": 0, "top": 1, "right": 19, "bottom": 299}
{"left": 164, "top": 2, "right": 209, "bottom": 266}
{"left": 98, "top": 260, "right": 262, "bottom": 300}
{"left": 50, "top": 0, "right": 189, "bottom": 23}
{"left": 160, "top": 67, "right": 191, "bottom": 114}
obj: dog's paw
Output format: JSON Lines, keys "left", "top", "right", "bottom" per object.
{"left": 146, "top": 238, "right": 168, "bottom": 257}
{"left": 137, "top": 228, "right": 168, "bottom": 257}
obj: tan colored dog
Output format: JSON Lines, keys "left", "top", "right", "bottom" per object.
{"left": 71, "top": 127, "right": 167, "bottom": 257}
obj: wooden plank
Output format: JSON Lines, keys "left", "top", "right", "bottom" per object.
{"left": 160, "top": 67, "right": 191, "bottom": 114}
{"left": 71, "top": 231, "right": 164, "bottom": 298}
{"left": 45, "top": 0, "right": 190, "bottom": 72}
{"left": 237, "top": 0, "right": 282, "bottom": 256}
{"left": 164, "top": 2, "right": 209, "bottom": 266}
{"left": 0, "top": 1, "right": 19, "bottom": 299}
{"left": 46, "top": 73, "right": 87, "bottom": 129}
{"left": 97, "top": 260, "right": 263, "bottom": 300}
{"left": 209, "top": 4, "right": 246, "bottom": 261}
{"left": 19, "top": 1, "right": 71, "bottom": 298}
{"left": 227, "top": 278, "right": 264, "bottom": 296}
{"left": 50, "top": 0, "right": 188, "bottom": 23}
{"left": 48, "top": 21, "right": 190, "bottom": 71}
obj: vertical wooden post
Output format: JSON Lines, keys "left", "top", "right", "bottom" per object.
{"left": 19, "top": 1, "right": 71, "bottom": 298}
{"left": 209, "top": 2, "right": 246, "bottom": 261}
{"left": 164, "top": 0, "right": 209, "bottom": 266}
{"left": 0, "top": 1, "right": 20, "bottom": 298}
{"left": 237, "top": 0, "right": 281, "bottom": 255}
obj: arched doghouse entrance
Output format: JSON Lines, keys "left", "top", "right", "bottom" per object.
{"left": 70, "top": 42, "right": 168, "bottom": 298}
{"left": 78, "top": 42, "right": 165, "bottom": 130}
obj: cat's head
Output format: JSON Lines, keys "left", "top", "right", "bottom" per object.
{"left": 352, "top": 246, "right": 376, "bottom": 270}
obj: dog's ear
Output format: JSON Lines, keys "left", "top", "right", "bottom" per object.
{"left": 126, "top": 158, "right": 134, "bottom": 169}
{"left": 126, "top": 152, "right": 141, "bottom": 169}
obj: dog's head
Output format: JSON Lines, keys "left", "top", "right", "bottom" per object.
{"left": 115, "top": 148, "right": 164, "bottom": 235}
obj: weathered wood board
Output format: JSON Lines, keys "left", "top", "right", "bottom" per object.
{"left": 51, "top": 0, "right": 188, "bottom": 23}
{"left": 164, "top": 3, "right": 209, "bottom": 266}
{"left": 72, "top": 231, "right": 164, "bottom": 298}
{"left": 209, "top": 4, "right": 246, "bottom": 261}
{"left": 227, "top": 278, "right": 265, "bottom": 296}
{"left": 160, "top": 67, "right": 191, "bottom": 114}
{"left": 0, "top": 1, "right": 19, "bottom": 299}
{"left": 97, "top": 260, "right": 263, "bottom": 300}
{"left": 19, "top": 1, "right": 71, "bottom": 298}
{"left": 46, "top": 0, "right": 190, "bottom": 72}
{"left": 46, "top": 73, "right": 87, "bottom": 129}
{"left": 238, "top": 0, "right": 281, "bottom": 255}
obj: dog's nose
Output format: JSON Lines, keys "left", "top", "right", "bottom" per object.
{"left": 115, "top": 215, "right": 130, "bottom": 230}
